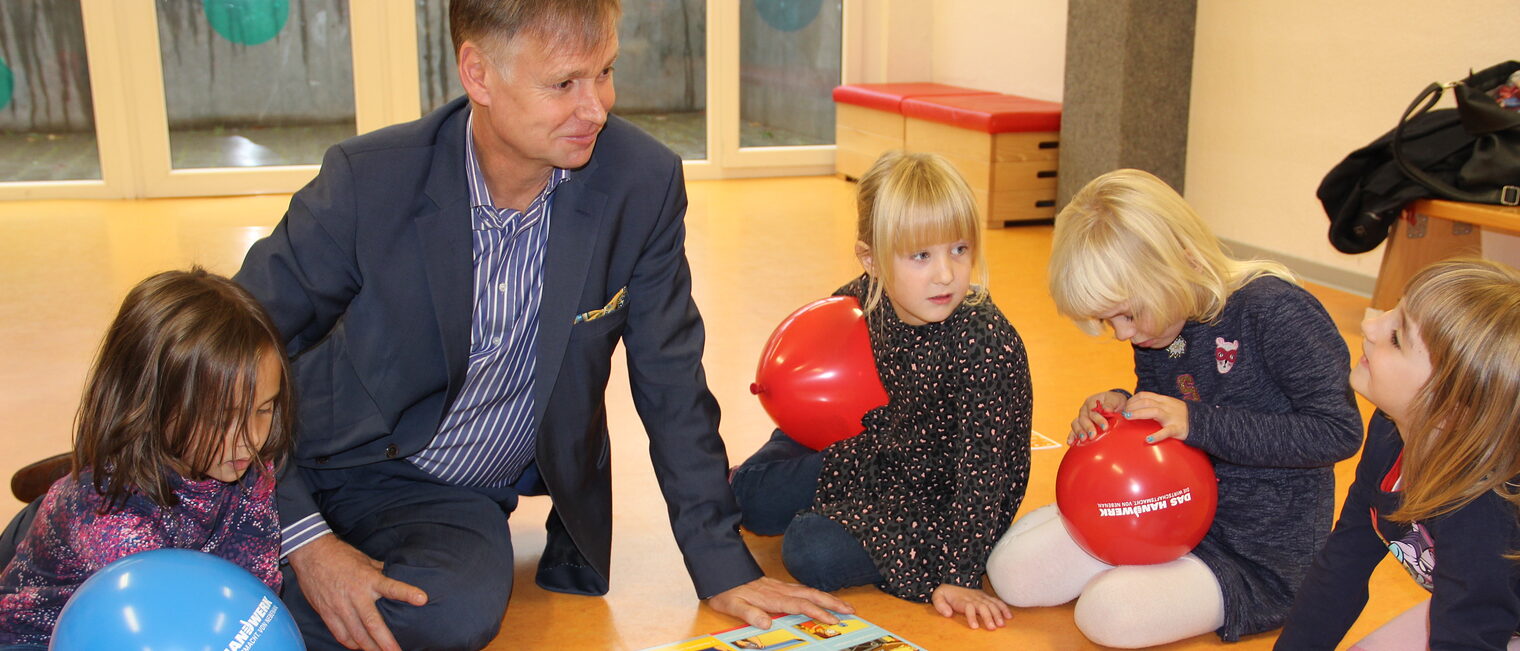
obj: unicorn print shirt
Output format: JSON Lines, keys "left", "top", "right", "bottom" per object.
{"left": 1278, "top": 412, "right": 1520, "bottom": 650}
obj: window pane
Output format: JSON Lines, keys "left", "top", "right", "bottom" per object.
{"left": 0, "top": 1, "right": 102, "bottom": 182}
{"left": 158, "top": 0, "right": 356, "bottom": 169}
{"left": 615, "top": 0, "right": 706, "bottom": 160}
{"left": 415, "top": 0, "right": 707, "bottom": 161}
{"left": 415, "top": 0, "right": 461, "bottom": 116}
{"left": 740, "top": 0, "right": 840, "bottom": 148}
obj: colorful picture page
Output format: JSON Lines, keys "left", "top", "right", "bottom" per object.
{"left": 639, "top": 613, "right": 922, "bottom": 651}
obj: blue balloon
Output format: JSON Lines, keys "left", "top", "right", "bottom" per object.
{"left": 51, "top": 549, "right": 304, "bottom": 651}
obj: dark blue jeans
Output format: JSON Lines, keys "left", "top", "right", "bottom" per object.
{"left": 280, "top": 460, "right": 547, "bottom": 651}
{"left": 732, "top": 430, "right": 882, "bottom": 592}
{"left": 0, "top": 500, "right": 41, "bottom": 571}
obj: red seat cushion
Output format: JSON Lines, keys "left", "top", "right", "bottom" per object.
{"left": 831, "top": 83, "right": 997, "bottom": 113}
{"left": 900, "top": 94, "right": 1062, "bottom": 133}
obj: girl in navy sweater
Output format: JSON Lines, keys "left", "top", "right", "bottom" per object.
{"left": 1278, "top": 258, "right": 1520, "bottom": 650}
{"left": 986, "top": 169, "right": 1362, "bottom": 647}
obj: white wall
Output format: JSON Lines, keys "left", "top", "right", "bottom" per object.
{"left": 866, "top": 0, "right": 1517, "bottom": 292}
{"left": 854, "top": 0, "right": 1066, "bottom": 102}
{"left": 930, "top": 0, "right": 1067, "bottom": 101}
{"left": 1187, "top": 0, "right": 1520, "bottom": 289}
{"left": 852, "top": 0, "right": 932, "bottom": 83}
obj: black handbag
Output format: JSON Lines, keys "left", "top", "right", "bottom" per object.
{"left": 1322, "top": 61, "right": 1520, "bottom": 254}
{"left": 1393, "top": 60, "right": 1520, "bottom": 206}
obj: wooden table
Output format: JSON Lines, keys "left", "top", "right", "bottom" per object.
{"left": 1371, "top": 199, "right": 1520, "bottom": 310}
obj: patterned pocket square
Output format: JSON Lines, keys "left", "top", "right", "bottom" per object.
{"left": 573, "top": 286, "right": 627, "bottom": 324}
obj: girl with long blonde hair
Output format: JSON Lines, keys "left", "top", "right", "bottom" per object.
{"left": 987, "top": 169, "right": 1362, "bottom": 647}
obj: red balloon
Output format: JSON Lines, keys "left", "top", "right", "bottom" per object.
{"left": 1055, "top": 410, "right": 1218, "bottom": 565}
{"left": 750, "top": 296, "right": 889, "bottom": 451}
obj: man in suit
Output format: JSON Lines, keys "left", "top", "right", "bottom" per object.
{"left": 234, "top": 1, "right": 850, "bottom": 649}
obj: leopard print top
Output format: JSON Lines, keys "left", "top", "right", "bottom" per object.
{"left": 810, "top": 275, "right": 1033, "bottom": 602}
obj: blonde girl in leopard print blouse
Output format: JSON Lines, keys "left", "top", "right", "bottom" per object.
{"left": 730, "top": 151, "right": 1033, "bottom": 631}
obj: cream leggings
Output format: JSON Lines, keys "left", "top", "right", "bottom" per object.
{"left": 985, "top": 504, "right": 1225, "bottom": 648}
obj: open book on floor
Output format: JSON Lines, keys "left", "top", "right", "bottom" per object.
{"left": 639, "top": 613, "right": 923, "bottom": 651}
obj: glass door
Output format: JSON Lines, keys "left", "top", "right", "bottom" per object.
{"left": 411, "top": 0, "right": 841, "bottom": 179}
{"left": 739, "top": 0, "right": 840, "bottom": 149}
{"left": 0, "top": 0, "right": 413, "bottom": 200}
{"left": 0, "top": 1, "right": 112, "bottom": 193}
{"left": 703, "top": 0, "right": 842, "bottom": 178}
{"left": 613, "top": 0, "right": 708, "bottom": 162}
{"left": 124, "top": 0, "right": 361, "bottom": 196}
{"left": 0, "top": 0, "right": 855, "bottom": 200}
{"left": 155, "top": 0, "right": 356, "bottom": 170}
{"left": 414, "top": 0, "right": 710, "bottom": 163}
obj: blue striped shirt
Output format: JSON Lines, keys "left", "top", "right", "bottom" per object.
{"left": 410, "top": 113, "right": 563, "bottom": 486}
{"left": 280, "top": 112, "right": 564, "bottom": 557}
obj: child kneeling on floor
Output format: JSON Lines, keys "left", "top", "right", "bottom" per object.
{"left": 985, "top": 169, "right": 1363, "bottom": 647}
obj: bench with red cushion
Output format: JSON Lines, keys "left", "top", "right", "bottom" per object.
{"left": 831, "top": 83, "right": 997, "bottom": 179}
{"left": 900, "top": 93, "right": 1062, "bottom": 227}
{"left": 899, "top": 93, "right": 1062, "bottom": 134}
{"left": 832, "top": 83, "right": 996, "bottom": 113}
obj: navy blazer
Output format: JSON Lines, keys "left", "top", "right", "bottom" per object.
{"left": 235, "top": 97, "right": 761, "bottom": 599}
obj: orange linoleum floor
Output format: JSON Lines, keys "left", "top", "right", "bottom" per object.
{"left": 0, "top": 176, "right": 1423, "bottom": 650}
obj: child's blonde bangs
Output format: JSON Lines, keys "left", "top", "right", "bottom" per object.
{"left": 871, "top": 157, "right": 981, "bottom": 255}
{"left": 863, "top": 152, "right": 989, "bottom": 310}
{"left": 888, "top": 200, "right": 978, "bottom": 255}
{"left": 1051, "top": 205, "right": 1194, "bottom": 336}
{"left": 1048, "top": 168, "right": 1292, "bottom": 340}
{"left": 1049, "top": 231, "right": 1132, "bottom": 334}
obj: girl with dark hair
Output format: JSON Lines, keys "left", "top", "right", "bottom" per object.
{"left": 0, "top": 268, "right": 293, "bottom": 649}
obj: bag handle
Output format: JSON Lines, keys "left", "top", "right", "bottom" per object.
{"left": 1393, "top": 78, "right": 1520, "bottom": 206}
{"left": 1391, "top": 83, "right": 1490, "bottom": 203}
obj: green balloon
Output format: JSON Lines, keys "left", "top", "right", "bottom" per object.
{"left": 0, "top": 55, "right": 12, "bottom": 110}
{"left": 204, "top": 0, "right": 290, "bottom": 46}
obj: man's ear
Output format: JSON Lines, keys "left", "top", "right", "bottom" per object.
{"left": 458, "top": 41, "right": 494, "bottom": 106}
{"left": 855, "top": 240, "right": 876, "bottom": 277}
